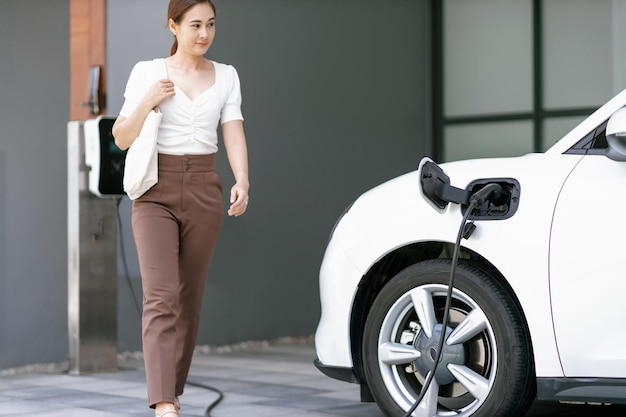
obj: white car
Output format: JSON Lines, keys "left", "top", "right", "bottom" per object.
{"left": 314, "top": 89, "right": 626, "bottom": 417}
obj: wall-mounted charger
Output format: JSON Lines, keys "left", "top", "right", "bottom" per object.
{"left": 84, "top": 116, "right": 126, "bottom": 198}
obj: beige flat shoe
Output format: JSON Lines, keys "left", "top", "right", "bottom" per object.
{"left": 156, "top": 410, "right": 178, "bottom": 417}
{"left": 155, "top": 401, "right": 178, "bottom": 417}
{"left": 174, "top": 396, "right": 180, "bottom": 410}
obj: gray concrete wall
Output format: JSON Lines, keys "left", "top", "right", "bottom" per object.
{"left": 0, "top": 0, "right": 431, "bottom": 369}
{"left": 0, "top": 1, "right": 70, "bottom": 368}
{"left": 108, "top": 0, "right": 432, "bottom": 352}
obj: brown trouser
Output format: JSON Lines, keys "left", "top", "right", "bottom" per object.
{"left": 131, "top": 153, "right": 223, "bottom": 408}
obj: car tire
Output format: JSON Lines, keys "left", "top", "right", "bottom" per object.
{"left": 363, "top": 259, "right": 536, "bottom": 417}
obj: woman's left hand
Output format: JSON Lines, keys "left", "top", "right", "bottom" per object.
{"left": 228, "top": 183, "right": 249, "bottom": 217}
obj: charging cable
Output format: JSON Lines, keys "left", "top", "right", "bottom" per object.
{"left": 185, "top": 380, "right": 224, "bottom": 416}
{"left": 116, "top": 198, "right": 142, "bottom": 317}
{"left": 402, "top": 183, "right": 501, "bottom": 417}
{"left": 116, "top": 199, "right": 225, "bottom": 416}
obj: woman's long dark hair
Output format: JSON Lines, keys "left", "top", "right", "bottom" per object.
{"left": 168, "top": 0, "right": 216, "bottom": 55}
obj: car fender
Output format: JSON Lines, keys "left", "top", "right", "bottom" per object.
{"left": 327, "top": 153, "right": 584, "bottom": 377}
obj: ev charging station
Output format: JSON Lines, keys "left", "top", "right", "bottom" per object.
{"left": 67, "top": 116, "right": 125, "bottom": 374}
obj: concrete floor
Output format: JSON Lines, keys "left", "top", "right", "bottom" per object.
{"left": 0, "top": 342, "right": 624, "bottom": 416}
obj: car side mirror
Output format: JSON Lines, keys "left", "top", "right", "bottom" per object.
{"left": 606, "top": 107, "right": 626, "bottom": 161}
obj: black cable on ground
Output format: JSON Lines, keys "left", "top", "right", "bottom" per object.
{"left": 402, "top": 201, "right": 477, "bottom": 417}
{"left": 186, "top": 380, "right": 225, "bottom": 417}
{"left": 116, "top": 198, "right": 225, "bottom": 416}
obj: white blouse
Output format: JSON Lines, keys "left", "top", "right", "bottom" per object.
{"left": 119, "top": 58, "right": 244, "bottom": 155}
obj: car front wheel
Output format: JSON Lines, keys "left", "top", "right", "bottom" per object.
{"left": 363, "top": 259, "right": 536, "bottom": 417}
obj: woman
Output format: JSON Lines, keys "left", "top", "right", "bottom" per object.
{"left": 112, "top": 1, "right": 249, "bottom": 416}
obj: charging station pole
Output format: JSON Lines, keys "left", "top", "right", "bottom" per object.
{"left": 67, "top": 121, "right": 118, "bottom": 374}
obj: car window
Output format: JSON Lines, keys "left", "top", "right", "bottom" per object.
{"left": 565, "top": 120, "right": 608, "bottom": 155}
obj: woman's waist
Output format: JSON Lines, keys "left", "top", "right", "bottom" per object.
{"left": 156, "top": 135, "right": 218, "bottom": 155}
{"left": 157, "top": 153, "right": 216, "bottom": 172}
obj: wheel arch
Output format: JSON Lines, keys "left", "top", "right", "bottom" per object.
{"left": 348, "top": 240, "right": 535, "bottom": 383}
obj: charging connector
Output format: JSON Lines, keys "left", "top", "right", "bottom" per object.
{"left": 420, "top": 159, "right": 520, "bottom": 221}
{"left": 469, "top": 183, "right": 502, "bottom": 207}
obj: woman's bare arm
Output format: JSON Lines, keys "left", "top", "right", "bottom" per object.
{"left": 221, "top": 119, "right": 249, "bottom": 217}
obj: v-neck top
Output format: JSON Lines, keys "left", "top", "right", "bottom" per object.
{"left": 119, "top": 58, "right": 244, "bottom": 155}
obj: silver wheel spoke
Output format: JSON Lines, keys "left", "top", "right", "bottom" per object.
{"left": 411, "top": 374, "right": 439, "bottom": 417}
{"left": 377, "top": 282, "right": 501, "bottom": 417}
{"left": 379, "top": 342, "right": 421, "bottom": 365}
{"left": 410, "top": 288, "right": 436, "bottom": 338}
{"left": 446, "top": 308, "right": 488, "bottom": 345}
{"left": 448, "top": 364, "right": 490, "bottom": 401}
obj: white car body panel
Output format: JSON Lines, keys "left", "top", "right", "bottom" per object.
{"left": 550, "top": 155, "right": 626, "bottom": 377}
{"left": 316, "top": 236, "right": 364, "bottom": 366}
{"left": 315, "top": 87, "right": 626, "bottom": 403}
{"left": 316, "top": 153, "right": 585, "bottom": 377}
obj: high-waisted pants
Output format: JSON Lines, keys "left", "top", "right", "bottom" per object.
{"left": 131, "top": 153, "right": 223, "bottom": 408}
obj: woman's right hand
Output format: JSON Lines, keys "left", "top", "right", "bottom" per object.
{"left": 145, "top": 78, "right": 176, "bottom": 108}
{"left": 112, "top": 79, "right": 176, "bottom": 150}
